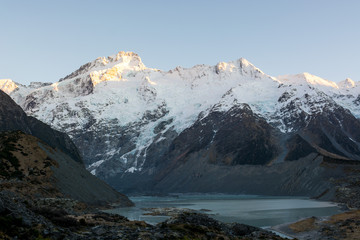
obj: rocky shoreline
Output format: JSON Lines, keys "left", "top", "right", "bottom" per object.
{"left": 3, "top": 186, "right": 360, "bottom": 240}
{"left": 271, "top": 209, "right": 360, "bottom": 240}
{"left": 0, "top": 190, "right": 287, "bottom": 240}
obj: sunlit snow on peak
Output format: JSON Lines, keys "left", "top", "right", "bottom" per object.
{"left": 52, "top": 82, "right": 59, "bottom": 92}
{"left": 338, "top": 78, "right": 356, "bottom": 89}
{"left": 2, "top": 51, "right": 360, "bottom": 175}
{"left": 0, "top": 79, "right": 18, "bottom": 94}
{"left": 277, "top": 73, "right": 339, "bottom": 89}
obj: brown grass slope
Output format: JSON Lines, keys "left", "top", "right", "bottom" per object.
{"left": 0, "top": 130, "right": 133, "bottom": 207}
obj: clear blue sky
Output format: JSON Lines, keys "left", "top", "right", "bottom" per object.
{"left": 1, "top": 0, "right": 360, "bottom": 84}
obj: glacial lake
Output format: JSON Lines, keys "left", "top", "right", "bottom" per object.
{"left": 105, "top": 194, "right": 342, "bottom": 228}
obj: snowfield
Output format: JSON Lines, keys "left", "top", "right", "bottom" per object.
{"left": 1, "top": 51, "right": 359, "bottom": 174}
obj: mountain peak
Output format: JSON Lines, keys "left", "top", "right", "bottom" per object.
{"left": 60, "top": 51, "right": 146, "bottom": 83}
{"left": 104, "top": 51, "right": 145, "bottom": 68}
{"left": 0, "top": 79, "right": 18, "bottom": 94}
{"left": 277, "top": 73, "right": 339, "bottom": 89}
{"left": 338, "top": 78, "right": 356, "bottom": 89}
{"left": 232, "top": 57, "right": 256, "bottom": 70}
{"left": 237, "top": 57, "right": 251, "bottom": 65}
{"left": 215, "top": 58, "right": 266, "bottom": 77}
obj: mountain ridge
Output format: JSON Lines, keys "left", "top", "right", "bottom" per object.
{"left": 1, "top": 51, "right": 360, "bottom": 196}
{"left": 2, "top": 52, "right": 357, "bottom": 90}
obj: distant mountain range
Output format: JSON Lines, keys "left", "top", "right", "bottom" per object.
{"left": 2, "top": 51, "right": 360, "bottom": 197}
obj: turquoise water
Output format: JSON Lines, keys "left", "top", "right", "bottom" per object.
{"left": 105, "top": 194, "right": 342, "bottom": 227}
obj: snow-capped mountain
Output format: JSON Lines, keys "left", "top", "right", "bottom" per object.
{"left": 2, "top": 51, "right": 360, "bottom": 195}
{"left": 0, "top": 79, "right": 18, "bottom": 95}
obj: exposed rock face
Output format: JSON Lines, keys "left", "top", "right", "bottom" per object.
{"left": 302, "top": 107, "right": 360, "bottom": 160}
{"left": 0, "top": 89, "right": 31, "bottom": 133}
{"left": 166, "top": 104, "right": 278, "bottom": 166}
{"left": 135, "top": 104, "right": 279, "bottom": 188}
{"left": 283, "top": 134, "right": 316, "bottom": 161}
{"left": 2, "top": 51, "right": 360, "bottom": 197}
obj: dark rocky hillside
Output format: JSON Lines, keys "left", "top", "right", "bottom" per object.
{"left": 0, "top": 90, "right": 82, "bottom": 164}
{"left": 103, "top": 100, "right": 360, "bottom": 200}
{"left": 166, "top": 104, "right": 277, "bottom": 167}
{"left": 0, "top": 130, "right": 133, "bottom": 207}
{"left": 301, "top": 107, "right": 360, "bottom": 160}
{"left": 0, "top": 89, "right": 133, "bottom": 206}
